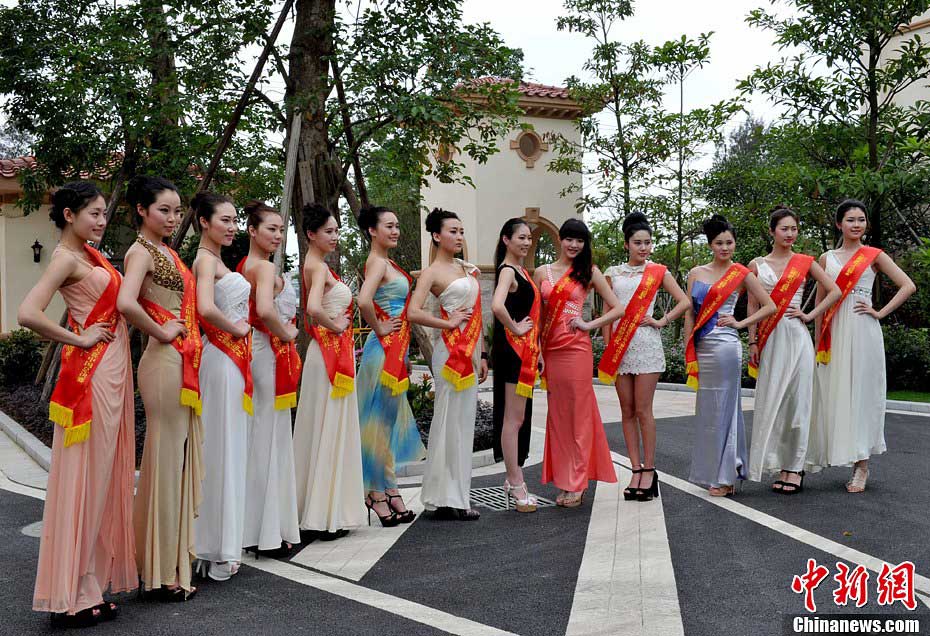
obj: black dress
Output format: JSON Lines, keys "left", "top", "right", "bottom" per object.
{"left": 492, "top": 264, "right": 535, "bottom": 465}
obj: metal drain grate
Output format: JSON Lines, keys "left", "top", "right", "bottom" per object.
{"left": 470, "top": 487, "right": 556, "bottom": 512}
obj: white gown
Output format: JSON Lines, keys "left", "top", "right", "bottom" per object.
{"left": 605, "top": 262, "right": 665, "bottom": 375}
{"left": 747, "top": 259, "right": 812, "bottom": 480}
{"left": 243, "top": 278, "right": 301, "bottom": 550}
{"left": 807, "top": 251, "right": 886, "bottom": 472}
{"left": 195, "top": 272, "right": 251, "bottom": 563}
{"left": 293, "top": 278, "right": 366, "bottom": 532}
{"left": 421, "top": 262, "right": 481, "bottom": 511}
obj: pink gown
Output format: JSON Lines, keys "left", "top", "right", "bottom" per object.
{"left": 33, "top": 266, "right": 137, "bottom": 614}
{"left": 540, "top": 266, "right": 617, "bottom": 492}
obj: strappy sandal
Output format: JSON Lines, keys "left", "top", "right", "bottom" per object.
{"left": 93, "top": 601, "right": 119, "bottom": 621}
{"left": 780, "top": 471, "right": 805, "bottom": 495}
{"left": 430, "top": 506, "right": 480, "bottom": 521}
{"left": 385, "top": 493, "right": 416, "bottom": 523}
{"left": 708, "top": 485, "right": 735, "bottom": 497}
{"left": 560, "top": 490, "right": 586, "bottom": 508}
{"left": 846, "top": 465, "right": 869, "bottom": 493}
{"left": 624, "top": 467, "right": 644, "bottom": 501}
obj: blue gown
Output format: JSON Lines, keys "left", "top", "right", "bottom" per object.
{"left": 688, "top": 281, "right": 748, "bottom": 488}
{"left": 356, "top": 276, "right": 426, "bottom": 492}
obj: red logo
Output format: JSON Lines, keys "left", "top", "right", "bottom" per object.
{"left": 792, "top": 559, "right": 830, "bottom": 612}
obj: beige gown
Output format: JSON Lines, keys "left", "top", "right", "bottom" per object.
{"left": 133, "top": 239, "right": 204, "bottom": 592}
{"left": 33, "top": 263, "right": 137, "bottom": 614}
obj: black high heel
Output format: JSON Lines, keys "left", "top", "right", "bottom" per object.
{"left": 624, "top": 467, "right": 644, "bottom": 501}
{"left": 366, "top": 495, "right": 401, "bottom": 527}
{"left": 780, "top": 470, "right": 805, "bottom": 495}
{"left": 50, "top": 607, "right": 100, "bottom": 628}
{"left": 636, "top": 468, "right": 659, "bottom": 501}
{"left": 385, "top": 493, "right": 416, "bottom": 523}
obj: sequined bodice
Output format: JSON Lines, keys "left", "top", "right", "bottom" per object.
{"left": 136, "top": 236, "right": 184, "bottom": 292}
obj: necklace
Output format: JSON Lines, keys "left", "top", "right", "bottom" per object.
{"left": 198, "top": 246, "right": 220, "bottom": 258}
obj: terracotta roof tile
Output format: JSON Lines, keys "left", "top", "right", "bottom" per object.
{"left": 0, "top": 156, "right": 38, "bottom": 178}
{"left": 0, "top": 154, "right": 122, "bottom": 180}
{"left": 469, "top": 77, "right": 572, "bottom": 100}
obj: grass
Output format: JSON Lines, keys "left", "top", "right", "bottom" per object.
{"left": 887, "top": 390, "right": 930, "bottom": 403}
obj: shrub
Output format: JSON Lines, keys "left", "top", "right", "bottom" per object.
{"left": 406, "top": 373, "right": 434, "bottom": 421}
{"left": 883, "top": 326, "right": 930, "bottom": 392}
{"left": 0, "top": 329, "right": 43, "bottom": 385}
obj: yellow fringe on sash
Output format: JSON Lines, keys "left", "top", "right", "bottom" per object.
{"left": 597, "top": 369, "right": 616, "bottom": 386}
{"left": 747, "top": 364, "right": 759, "bottom": 380}
{"left": 63, "top": 421, "right": 90, "bottom": 447}
{"left": 815, "top": 350, "right": 830, "bottom": 365}
{"left": 330, "top": 372, "right": 355, "bottom": 399}
{"left": 180, "top": 388, "right": 202, "bottom": 416}
{"left": 686, "top": 375, "right": 699, "bottom": 390}
{"left": 274, "top": 392, "right": 297, "bottom": 411}
{"left": 242, "top": 393, "right": 254, "bottom": 416}
{"left": 440, "top": 365, "right": 476, "bottom": 392}
{"left": 49, "top": 401, "right": 74, "bottom": 428}
{"left": 380, "top": 370, "right": 410, "bottom": 396}
{"left": 539, "top": 376, "right": 548, "bottom": 392}
{"left": 515, "top": 381, "right": 534, "bottom": 398}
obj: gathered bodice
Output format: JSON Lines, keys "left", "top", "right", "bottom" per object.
{"left": 757, "top": 259, "right": 804, "bottom": 309}
{"left": 315, "top": 280, "right": 352, "bottom": 320}
{"left": 59, "top": 267, "right": 116, "bottom": 325}
{"left": 437, "top": 275, "right": 478, "bottom": 315}
{"left": 691, "top": 280, "right": 739, "bottom": 342}
{"left": 274, "top": 277, "right": 299, "bottom": 322}
{"left": 213, "top": 272, "right": 251, "bottom": 322}
{"left": 374, "top": 275, "right": 409, "bottom": 318}
{"left": 826, "top": 250, "right": 875, "bottom": 300}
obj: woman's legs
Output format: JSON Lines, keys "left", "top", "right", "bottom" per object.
{"left": 502, "top": 382, "right": 529, "bottom": 487}
{"left": 633, "top": 373, "right": 660, "bottom": 490}
{"left": 617, "top": 375, "right": 641, "bottom": 491}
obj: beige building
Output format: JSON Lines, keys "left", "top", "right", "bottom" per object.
{"left": 883, "top": 11, "right": 930, "bottom": 107}
{"left": 420, "top": 79, "right": 586, "bottom": 320}
{"left": 0, "top": 157, "right": 64, "bottom": 333}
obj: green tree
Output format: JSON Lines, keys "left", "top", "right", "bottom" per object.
{"left": 739, "top": 0, "right": 930, "bottom": 251}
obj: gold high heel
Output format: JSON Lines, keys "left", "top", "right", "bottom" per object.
{"left": 560, "top": 489, "right": 586, "bottom": 508}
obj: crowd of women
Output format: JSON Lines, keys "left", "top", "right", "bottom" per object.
{"left": 17, "top": 175, "right": 916, "bottom": 626}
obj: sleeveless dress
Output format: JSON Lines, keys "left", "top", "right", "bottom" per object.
{"left": 133, "top": 238, "right": 204, "bottom": 592}
{"left": 293, "top": 278, "right": 367, "bottom": 531}
{"left": 748, "top": 259, "right": 812, "bottom": 480}
{"left": 243, "top": 278, "right": 300, "bottom": 551}
{"left": 688, "top": 282, "right": 747, "bottom": 488}
{"left": 491, "top": 264, "right": 535, "bottom": 465}
{"left": 421, "top": 265, "right": 482, "bottom": 510}
{"left": 33, "top": 260, "right": 137, "bottom": 614}
{"left": 604, "top": 262, "right": 665, "bottom": 375}
{"left": 539, "top": 265, "right": 616, "bottom": 492}
{"left": 194, "top": 272, "right": 251, "bottom": 564}
{"left": 807, "top": 251, "right": 886, "bottom": 472}
{"left": 357, "top": 275, "right": 426, "bottom": 493}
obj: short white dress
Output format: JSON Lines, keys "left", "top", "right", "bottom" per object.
{"left": 605, "top": 262, "right": 665, "bottom": 375}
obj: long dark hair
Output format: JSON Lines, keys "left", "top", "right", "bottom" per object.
{"left": 494, "top": 218, "right": 531, "bottom": 270}
{"left": 559, "top": 218, "right": 593, "bottom": 287}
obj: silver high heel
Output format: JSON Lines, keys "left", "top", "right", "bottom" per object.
{"left": 503, "top": 480, "right": 538, "bottom": 513}
{"left": 846, "top": 465, "right": 869, "bottom": 493}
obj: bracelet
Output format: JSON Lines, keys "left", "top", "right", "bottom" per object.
{"left": 480, "top": 351, "right": 488, "bottom": 361}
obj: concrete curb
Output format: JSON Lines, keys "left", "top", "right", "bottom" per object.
{"left": 396, "top": 448, "right": 496, "bottom": 478}
{"left": 0, "top": 408, "right": 51, "bottom": 471}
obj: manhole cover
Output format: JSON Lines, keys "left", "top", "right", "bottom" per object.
{"left": 470, "top": 487, "right": 556, "bottom": 512}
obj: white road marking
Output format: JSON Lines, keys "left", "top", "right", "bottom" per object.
{"left": 0, "top": 471, "right": 45, "bottom": 500}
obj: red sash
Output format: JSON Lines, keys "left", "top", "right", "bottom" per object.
{"left": 199, "top": 315, "right": 254, "bottom": 415}
{"left": 305, "top": 268, "right": 356, "bottom": 399}
{"left": 685, "top": 264, "right": 749, "bottom": 390}
{"left": 748, "top": 254, "right": 814, "bottom": 379}
{"left": 440, "top": 270, "right": 482, "bottom": 391}
{"left": 539, "top": 267, "right": 583, "bottom": 391}
{"left": 48, "top": 245, "right": 122, "bottom": 447}
{"left": 503, "top": 267, "right": 542, "bottom": 398}
{"left": 816, "top": 246, "right": 881, "bottom": 365}
{"left": 372, "top": 261, "right": 413, "bottom": 396}
{"left": 598, "top": 263, "right": 667, "bottom": 385}
{"left": 139, "top": 246, "right": 203, "bottom": 415}
{"left": 237, "top": 257, "right": 302, "bottom": 410}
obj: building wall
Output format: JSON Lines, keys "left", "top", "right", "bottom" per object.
{"left": 0, "top": 204, "right": 66, "bottom": 332}
{"left": 882, "top": 10, "right": 930, "bottom": 108}
{"left": 420, "top": 115, "right": 582, "bottom": 271}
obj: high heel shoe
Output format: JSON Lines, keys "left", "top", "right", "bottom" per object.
{"left": 846, "top": 465, "right": 869, "bottom": 493}
{"left": 780, "top": 470, "right": 805, "bottom": 495}
{"left": 366, "top": 495, "right": 401, "bottom": 527}
{"left": 503, "top": 480, "right": 537, "bottom": 513}
{"left": 624, "top": 467, "right": 644, "bottom": 501}
{"left": 560, "top": 489, "right": 586, "bottom": 508}
{"left": 385, "top": 492, "right": 416, "bottom": 523}
{"left": 635, "top": 467, "right": 659, "bottom": 501}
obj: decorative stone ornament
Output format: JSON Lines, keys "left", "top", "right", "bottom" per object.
{"left": 509, "top": 130, "right": 549, "bottom": 168}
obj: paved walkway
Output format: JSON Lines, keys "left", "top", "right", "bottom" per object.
{"left": 1, "top": 388, "right": 927, "bottom": 636}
